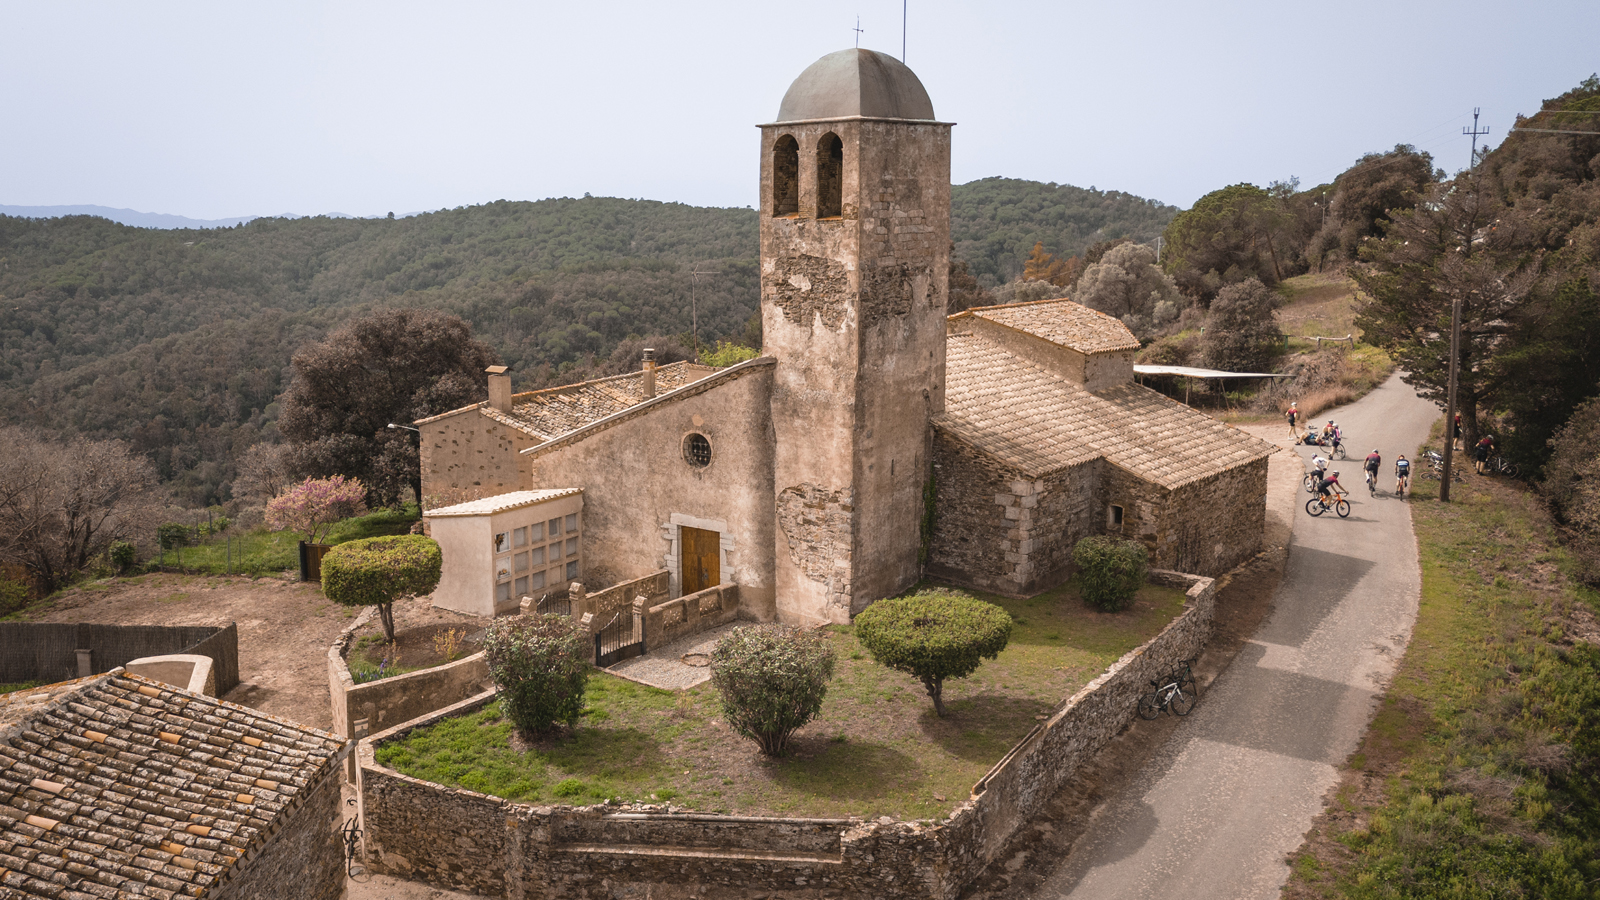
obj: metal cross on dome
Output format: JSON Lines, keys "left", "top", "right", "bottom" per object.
{"left": 853, "top": 16, "right": 864, "bottom": 47}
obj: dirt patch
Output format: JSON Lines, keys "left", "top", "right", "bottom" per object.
{"left": 348, "top": 622, "right": 486, "bottom": 676}
{"left": 22, "top": 573, "right": 487, "bottom": 731}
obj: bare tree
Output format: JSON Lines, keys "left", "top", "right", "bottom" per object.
{"left": 0, "top": 428, "right": 165, "bottom": 594}
{"left": 232, "top": 442, "right": 290, "bottom": 507}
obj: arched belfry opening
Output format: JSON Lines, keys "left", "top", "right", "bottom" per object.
{"left": 816, "top": 133, "right": 843, "bottom": 219}
{"left": 772, "top": 135, "right": 799, "bottom": 217}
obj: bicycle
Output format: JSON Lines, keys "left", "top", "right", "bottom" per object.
{"left": 1138, "top": 664, "right": 1198, "bottom": 719}
{"left": 1302, "top": 471, "right": 1328, "bottom": 494}
{"left": 1306, "top": 487, "right": 1351, "bottom": 518}
{"left": 1487, "top": 455, "right": 1520, "bottom": 478}
{"left": 1364, "top": 468, "right": 1377, "bottom": 496}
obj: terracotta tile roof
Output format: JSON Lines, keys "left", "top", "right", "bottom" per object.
{"left": 958, "top": 298, "right": 1142, "bottom": 354}
{"left": 0, "top": 672, "right": 347, "bottom": 899}
{"left": 936, "top": 332, "right": 1276, "bottom": 488}
{"left": 419, "top": 361, "right": 719, "bottom": 441}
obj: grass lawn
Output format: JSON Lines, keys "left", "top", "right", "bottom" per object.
{"left": 376, "top": 580, "right": 1188, "bottom": 820}
{"left": 154, "top": 505, "right": 420, "bottom": 577}
{"left": 1285, "top": 467, "right": 1600, "bottom": 897}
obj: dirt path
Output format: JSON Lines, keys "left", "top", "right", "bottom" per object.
{"left": 27, "top": 572, "right": 483, "bottom": 732}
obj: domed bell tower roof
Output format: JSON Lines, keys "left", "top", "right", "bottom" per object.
{"left": 775, "top": 48, "right": 936, "bottom": 123}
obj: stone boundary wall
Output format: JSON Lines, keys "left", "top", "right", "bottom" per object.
{"left": 358, "top": 569, "right": 1215, "bottom": 899}
{"left": 0, "top": 622, "right": 239, "bottom": 694}
{"left": 574, "top": 570, "right": 670, "bottom": 623}
{"left": 328, "top": 610, "right": 491, "bottom": 781}
{"left": 646, "top": 583, "right": 740, "bottom": 648}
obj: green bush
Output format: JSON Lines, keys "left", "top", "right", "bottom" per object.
{"left": 483, "top": 614, "right": 591, "bottom": 735}
{"left": 0, "top": 575, "right": 29, "bottom": 617}
{"left": 1073, "top": 536, "right": 1149, "bottom": 611}
{"left": 709, "top": 625, "right": 835, "bottom": 756}
{"left": 853, "top": 591, "right": 1012, "bottom": 717}
{"left": 320, "top": 535, "right": 441, "bottom": 641}
{"left": 157, "top": 523, "right": 190, "bottom": 550}
{"left": 108, "top": 541, "right": 136, "bottom": 573}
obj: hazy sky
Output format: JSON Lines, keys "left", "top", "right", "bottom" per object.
{"left": 4, "top": 1, "right": 1595, "bottom": 219}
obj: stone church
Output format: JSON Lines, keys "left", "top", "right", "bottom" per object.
{"left": 416, "top": 49, "right": 1276, "bottom": 626}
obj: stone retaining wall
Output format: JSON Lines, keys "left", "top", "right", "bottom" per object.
{"left": 576, "top": 570, "right": 670, "bottom": 623}
{"left": 328, "top": 610, "right": 492, "bottom": 781}
{"left": 646, "top": 583, "right": 740, "bottom": 648}
{"left": 358, "top": 569, "right": 1215, "bottom": 899}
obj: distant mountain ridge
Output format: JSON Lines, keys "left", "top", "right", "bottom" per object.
{"left": 0, "top": 205, "right": 437, "bottom": 230}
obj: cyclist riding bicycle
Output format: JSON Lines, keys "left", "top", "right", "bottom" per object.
{"left": 1311, "top": 453, "right": 1329, "bottom": 477}
{"left": 1395, "top": 454, "right": 1411, "bottom": 495}
{"left": 1364, "top": 449, "right": 1382, "bottom": 490}
{"left": 1317, "top": 470, "right": 1343, "bottom": 505}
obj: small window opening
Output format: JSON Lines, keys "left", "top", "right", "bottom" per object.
{"left": 816, "top": 133, "right": 843, "bottom": 218}
{"left": 772, "top": 135, "right": 799, "bottom": 217}
{"left": 1108, "top": 505, "right": 1125, "bottom": 528}
{"left": 684, "top": 433, "right": 713, "bottom": 468}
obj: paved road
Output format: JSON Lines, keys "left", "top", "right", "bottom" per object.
{"left": 1034, "top": 372, "right": 1438, "bottom": 900}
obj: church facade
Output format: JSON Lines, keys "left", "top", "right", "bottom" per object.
{"left": 416, "top": 49, "right": 1276, "bottom": 626}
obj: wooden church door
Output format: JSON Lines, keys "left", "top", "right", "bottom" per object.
{"left": 680, "top": 527, "right": 721, "bottom": 595}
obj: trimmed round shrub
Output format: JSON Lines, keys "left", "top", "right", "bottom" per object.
{"left": 320, "top": 535, "right": 441, "bottom": 641}
{"left": 853, "top": 592, "right": 1012, "bottom": 717}
{"left": 483, "top": 614, "right": 591, "bottom": 735}
{"left": 109, "top": 541, "right": 137, "bottom": 573}
{"left": 710, "top": 625, "right": 835, "bottom": 756}
{"left": 1073, "top": 536, "right": 1149, "bottom": 612}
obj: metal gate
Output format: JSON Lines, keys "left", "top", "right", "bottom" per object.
{"left": 594, "top": 611, "right": 644, "bottom": 667}
{"left": 533, "top": 593, "right": 571, "bottom": 617}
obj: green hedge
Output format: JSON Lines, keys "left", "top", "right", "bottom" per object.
{"left": 854, "top": 591, "right": 1011, "bottom": 716}
{"left": 483, "top": 614, "right": 591, "bottom": 734}
{"left": 1073, "top": 536, "right": 1149, "bottom": 612}
{"left": 710, "top": 625, "right": 835, "bottom": 756}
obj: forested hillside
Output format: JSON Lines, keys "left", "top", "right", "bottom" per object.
{"left": 0, "top": 178, "right": 1175, "bottom": 505}
{"left": 951, "top": 177, "right": 1180, "bottom": 284}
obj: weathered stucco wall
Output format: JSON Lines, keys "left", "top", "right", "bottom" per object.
{"left": 419, "top": 408, "right": 538, "bottom": 509}
{"left": 525, "top": 362, "right": 778, "bottom": 620}
{"left": 426, "top": 492, "right": 584, "bottom": 617}
{"left": 358, "top": 570, "right": 1216, "bottom": 900}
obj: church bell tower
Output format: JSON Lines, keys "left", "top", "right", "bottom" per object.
{"left": 759, "top": 48, "right": 952, "bottom": 624}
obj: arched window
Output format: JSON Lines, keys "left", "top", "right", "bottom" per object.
{"left": 816, "top": 133, "right": 843, "bottom": 218}
{"left": 772, "top": 135, "right": 799, "bottom": 217}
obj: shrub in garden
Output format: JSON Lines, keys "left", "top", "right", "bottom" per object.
{"left": 710, "top": 624, "right": 835, "bottom": 756}
{"left": 854, "top": 592, "right": 1011, "bottom": 717}
{"left": 483, "top": 614, "right": 591, "bottom": 735}
{"left": 108, "top": 541, "right": 136, "bottom": 573}
{"left": 265, "top": 475, "right": 367, "bottom": 545}
{"left": 156, "top": 523, "right": 191, "bottom": 551}
{"left": 1073, "top": 536, "right": 1149, "bottom": 612}
{"left": 320, "top": 535, "right": 441, "bottom": 641}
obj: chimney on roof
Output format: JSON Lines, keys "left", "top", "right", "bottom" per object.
{"left": 486, "top": 365, "right": 511, "bottom": 413}
{"left": 641, "top": 349, "right": 657, "bottom": 400}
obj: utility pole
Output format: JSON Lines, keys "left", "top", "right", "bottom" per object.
{"left": 1440, "top": 297, "right": 1461, "bottom": 502}
{"left": 688, "top": 265, "right": 717, "bottom": 357}
{"left": 903, "top": 0, "right": 907, "bottom": 62}
{"left": 1463, "top": 108, "right": 1490, "bottom": 173}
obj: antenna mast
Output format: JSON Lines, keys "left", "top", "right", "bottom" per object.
{"left": 853, "top": 16, "right": 863, "bottom": 48}
{"left": 903, "top": 0, "right": 907, "bottom": 62}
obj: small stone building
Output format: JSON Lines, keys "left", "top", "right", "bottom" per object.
{"left": 417, "top": 48, "right": 1277, "bottom": 624}
{"left": 0, "top": 671, "right": 349, "bottom": 899}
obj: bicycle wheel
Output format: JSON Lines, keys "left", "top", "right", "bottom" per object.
{"left": 1138, "top": 691, "right": 1162, "bottom": 720}
{"left": 1366, "top": 472, "right": 1375, "bottom": 496}
{"left": 1335, "top": 498, "right": 1351, "bottom": 518}
{"left": 1502, "top": 462, "right": 1521, "bottom": 479}
{"left": 1334, "top": 445, "right": 1347, "bottom": 460}
{"left": 1303, "top": 473, "right": 1318, "bottom": 493}
{"left": 1305, "top": 498, "right": 1326, "bottom": 517}
{"left": 1170, "top": 687, "right": 1196, "bottom": 716}
{"left": 1178, "top": 673, "right": 1199, "bottom": 700}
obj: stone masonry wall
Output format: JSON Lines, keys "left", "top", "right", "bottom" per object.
{"left": 359, "top": 570, "right": 1216, "bottom": 900}
{"left": 927, "top": 431, "right": 1096, "bottom": 596}
{"left": 775, "top": 483, "right": 855, "bottom": 619}
{"left": 646, "top": 583, "right": 741, "bottom": 648}
{"left": 419, "top": 409, "right": 538, "bottom": 510}
{"left": 1160, "top": 458, "right": 1270, "bottom": 576}
{"left": 211, "top": 746, "right": 348, "bottom": 900}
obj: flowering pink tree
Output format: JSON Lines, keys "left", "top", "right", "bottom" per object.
{"left": 265, "top": 476, "right": 368, "bottom": 545}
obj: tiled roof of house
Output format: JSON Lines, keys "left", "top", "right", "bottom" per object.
{"left": 0, "top": 672, "right": 347, "bottom": 899}
{"left": 959, "top": 298, "right": 1142, "bottom": 354}
{"left": 426, "top": 488, "right": 583, "bottom": 518}
{"left": 418, "top": 361, "right": 719, "bottom": 442}
{"left": 936, "top": 332, "right": 1276, "bottom": 488}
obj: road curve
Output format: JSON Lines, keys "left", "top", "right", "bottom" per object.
{"left": 1034, "top": 372, "right": 1438, "bottom": 900}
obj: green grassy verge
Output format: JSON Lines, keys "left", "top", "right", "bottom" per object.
{"left": 377, "top": 580, "right": 1187, "bottom": 819}
{"left": 153, "top": 506, "right": 420, "bottom": 576}
{"left": 1286, "top": 473, "right": 1600, "bottom": 897}
{"left": 0, "top": 682, "right": 45, "bottom": 694}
